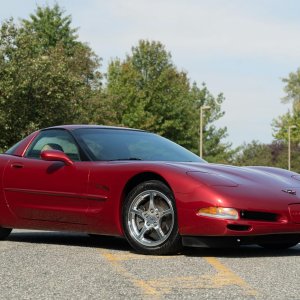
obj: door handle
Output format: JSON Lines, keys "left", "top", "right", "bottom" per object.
{"left": 11, "top": 163, "right": 24, "bottom": 169}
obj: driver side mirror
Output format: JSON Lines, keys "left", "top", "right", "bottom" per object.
{"left": 40, "top": 150, "right": 74, "bottom": 166}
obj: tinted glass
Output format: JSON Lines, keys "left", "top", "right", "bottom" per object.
{"left": 74, "top": 128, "right": 205, "bottom": 162}
{"left": 25, "top": 129, "right": 81, "bottom": 161}
{"left": 5, "top": 140, "right": 24, "bottom": 155}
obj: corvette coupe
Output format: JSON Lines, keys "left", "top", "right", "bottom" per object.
{"left": 1, "top": 125, "right": 300, "bottom": 254}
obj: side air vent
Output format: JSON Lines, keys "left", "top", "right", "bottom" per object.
{"left": 240, "top": 210, "right": 278, "bottom": 222}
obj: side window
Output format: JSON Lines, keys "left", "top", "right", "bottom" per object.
{"left": 25, "top": 129, "right": 81, "bottom": 161}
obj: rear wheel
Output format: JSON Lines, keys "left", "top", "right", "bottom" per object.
{"left": 258, "top": 241, "right": 299, "bottom": 250}
{"left": 0, "top": 227, "right": 12, "bottom": 240}
{"left": 123, "top": 180, "right": 182, "bottom": 255}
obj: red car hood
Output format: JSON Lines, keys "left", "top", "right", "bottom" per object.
{"left": 163, "top": 162, "right": 300, "bottom": 210}
{"left": 164, "top": 162, "right": 300, "bottom": 188}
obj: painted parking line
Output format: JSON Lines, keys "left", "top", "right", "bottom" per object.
{"left": 99, "top": 249, "right": 162, "bottom": 298}
{"left": 100, "top": 251, "right": 169, "bottom": 262}
{"left": 147, "top": 257, "right": 258, "bottom": 296}
{"left": 204, "top": 257, "right": 258, "bottom": 296}
{"left": 99, "top": 250, "right": 258, "bottom": 298}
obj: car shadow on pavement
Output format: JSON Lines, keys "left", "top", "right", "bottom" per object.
{"left": 7, "top": 230, "right": 131, "bottom": 252}
{"left": 182, "top": 244, "right": 300, "bottom": 258}
{"left": 7, "top": 230, "right": 300, "bottom": 258}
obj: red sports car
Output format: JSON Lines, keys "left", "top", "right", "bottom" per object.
{"left": 1, "top": 125, "right": 300, "bottom": 254}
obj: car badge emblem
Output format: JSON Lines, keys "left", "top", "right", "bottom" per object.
{"left": 282, "top": 189, "right": 296, "bottom": 195}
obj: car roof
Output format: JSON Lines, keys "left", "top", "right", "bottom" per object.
{"left": 43, "top": 124, "right": 146, "bottom": 132}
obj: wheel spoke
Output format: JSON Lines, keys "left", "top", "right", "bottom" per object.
{"left": 161, "top": 208, "right": 172, "bottom": 218}
{"left": 138, "top": 225, "right": 149, "bottom": 239}
{"left": 131, "top": 208, "right": 145, "bottom": 220}
{"left": 154, "top": 225, "right": 165, "bottom": 239}
{"left": 149, "top": 192, "right": 156, "bottom": 211}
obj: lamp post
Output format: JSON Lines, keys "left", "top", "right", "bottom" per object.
{"left": 288, "top": 125, "right": 297, "bottom": 171}
{"left": 199, "top": 105, "right": 211, "bottom": 157}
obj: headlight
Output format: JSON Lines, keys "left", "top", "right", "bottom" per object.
{"left": 197, "top": 207, "right": 239, "bottom": 220}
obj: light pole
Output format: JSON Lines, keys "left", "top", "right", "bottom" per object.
{"left": 199, "top": 105, "right": 210, "bottom": 157}
{"left": 288, "top": 125, "right": 297, "bottom": 171}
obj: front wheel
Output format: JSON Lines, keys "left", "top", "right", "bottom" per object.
{"left": 123, "top": 180, "right": 182, "bottom": 255}
{"left": 0, "top": 227, "right": 12, "bottom": 240}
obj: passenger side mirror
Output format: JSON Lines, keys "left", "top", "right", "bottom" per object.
{"left": 40, "top": 150, "right": 74, "bottom": 166}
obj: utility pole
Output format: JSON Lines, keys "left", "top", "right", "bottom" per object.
{"left": 288, "top": 125, "right": 297, "bottom": 170}
{"left": 199, "top": 105, "right": 210, "bottom": 157}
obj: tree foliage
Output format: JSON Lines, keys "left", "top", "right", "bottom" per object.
{"left": 0, "top": 6, "right": 102, "bottom": 150}
{"left": 273, "top": 68, "right": 300, "bottom": 143}
{"left": 234, "top": 140, "right": 300, "bottom": 172}
{"left": 282, "top": 68, "right": 300, "bottom": 110}
{"left": 106, "top": 40, "right": 232, "bottom": 162}
{"left": 268, "top": 68, "right": 300, "bottom": 172}
{"left": 238, "top": 68, "right": 300, "bottom": 172}
{"left": 0, "top": 5, "right": 232, "bottom": 164}
{"left": 193, "top": 83, "right": 233, "bottom": 163}
{"left": 22, "top": 4, "right": 78, "bottom": 52}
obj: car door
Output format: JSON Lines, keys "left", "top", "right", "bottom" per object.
{"left": 3, "top": 129, "right": 90, "bottom": 225}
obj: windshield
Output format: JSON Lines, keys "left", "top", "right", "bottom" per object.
{"left": 73, "top": 128, "right": 205, "bottom": 163}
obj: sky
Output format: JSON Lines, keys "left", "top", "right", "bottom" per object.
{"left": 1, "top": 0, "right": 299, "bottom": 147}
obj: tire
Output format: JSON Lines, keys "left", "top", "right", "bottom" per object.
{"left": 258, "top": 242, "right": 299, "bottom": 250}
{"left": 0, "top": 227, "right": 12, "bottom": 240}
{"left": 123, "top": 180, "right": 182, "bottom": 255}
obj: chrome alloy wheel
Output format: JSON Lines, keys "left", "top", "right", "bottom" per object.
{"left": 127, "top": 190, "right": 175, "bottom": 247}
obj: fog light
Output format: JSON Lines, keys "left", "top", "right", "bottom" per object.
{"left": 197, "top": 207, "right": 239, "bottom": 220}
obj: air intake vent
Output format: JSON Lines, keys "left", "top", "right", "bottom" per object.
{"left": 240, "top": 210, "right": 278, "bottom": 222}
{"left": 227, "top": 224, "right": 251, "bottom": 231}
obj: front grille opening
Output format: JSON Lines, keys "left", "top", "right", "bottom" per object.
{"left": 227, "top": 224, "right": 251, "bottom": 231}
{"left": 240, "top": 210, "right": 278, "bottom": 222}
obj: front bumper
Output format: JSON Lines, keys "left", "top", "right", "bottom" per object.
{"left": 178, "top": 208, "right": 300, "bottom": 236}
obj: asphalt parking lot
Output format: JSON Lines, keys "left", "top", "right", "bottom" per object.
{"left": 1, "top": 230, "right": 300, "bottom": 299}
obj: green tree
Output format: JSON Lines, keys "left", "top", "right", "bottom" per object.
{"left": 0, "top": 5, "right": 102, "bottom": 151}
{"left": 260, "top": 67, "right": 300, "bottom": 172}
{"left": 282, "top": 68, "right": 300, "bottom": 111}
{"left": 234, "top": 141, "right": 274, "bottom": 166}
{"left": 233, "top": 140, "right": 300, "bottom": 172}
{"left": 106, "top": 40, "right": 231, "bottom": 162}
{"left": 191, "top": 83, "right": 233, "bottom": 163}
{"left": 273, "top": 68, "right": 300, "bottom": 143}
{"left": 22, "top": 4, "right": 78, "bottom": 52}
